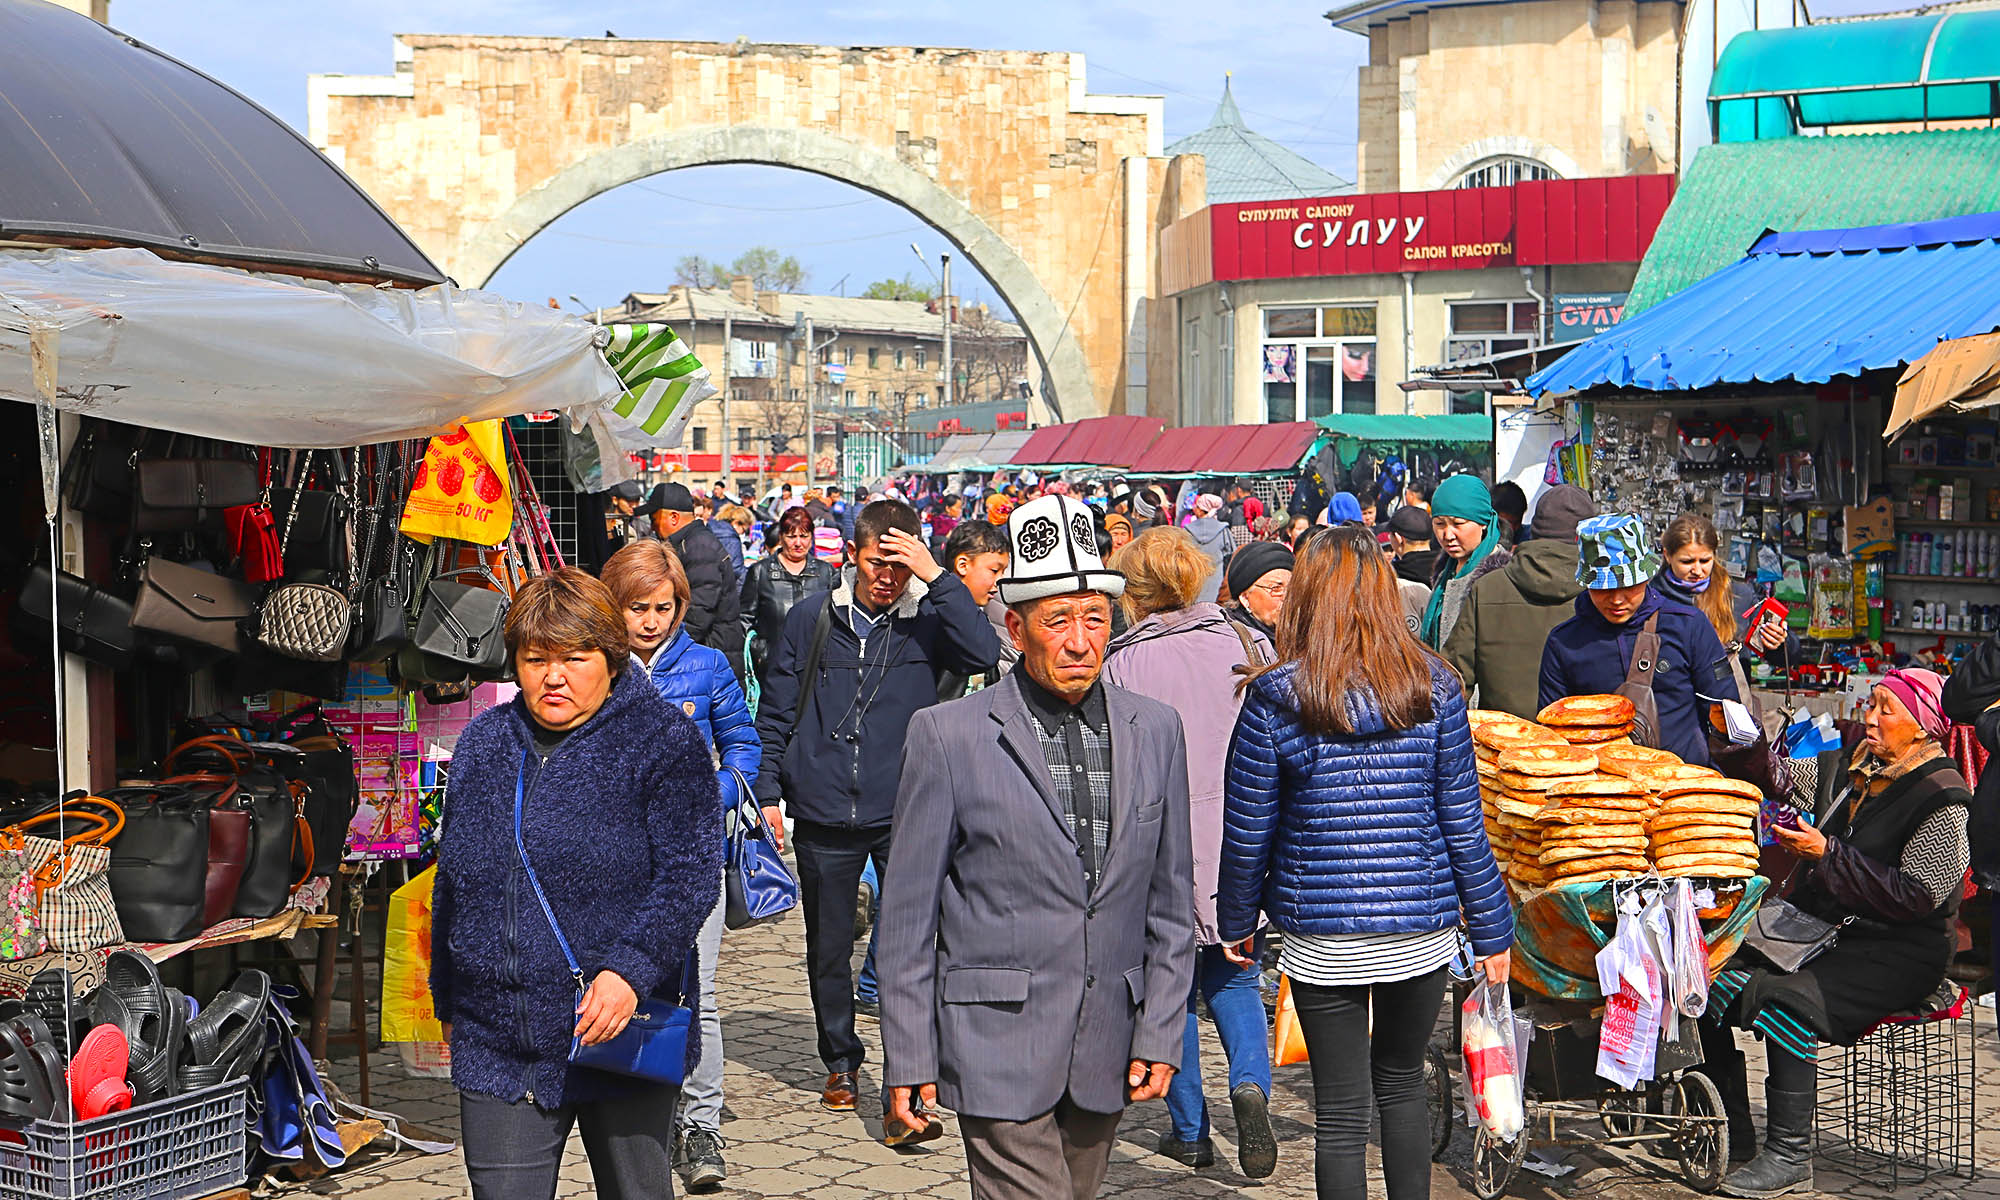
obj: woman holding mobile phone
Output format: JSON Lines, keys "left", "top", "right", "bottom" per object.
{"left": 1657, "top": 514, "right": 1799, "bottom": 671}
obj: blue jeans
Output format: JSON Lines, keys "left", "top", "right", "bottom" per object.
{"left": 1166, "top": 939, "right": 1272, "bottom": 1141}
{"left": 855, "top": 856, "right": 883, "bottom": 1004}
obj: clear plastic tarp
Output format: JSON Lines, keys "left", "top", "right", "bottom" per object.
{"left": 0, "top": 248, "right": 623, "bottom": 448}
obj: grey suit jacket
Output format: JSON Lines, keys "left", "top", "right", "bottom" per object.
{"left": 878, "top": 672, "right": 1195, "bottom": 1121}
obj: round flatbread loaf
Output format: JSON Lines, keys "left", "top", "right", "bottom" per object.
{"left": 1495, "top": 794, "right": 1550, "bottom": 820}
{"left": 1550, "top": 856, "right": 1649, "bottom": 877}
{"left": 1468, "top": 709, "right": 1517, "bottom": 731}
{"left": 1537, "top": 694, "right": 1637, "bottom": 728}
{"left": 1650, "top": 823, "right": 1757, "bottom": 845}
{"left": 1651, "top": 837, "right": 1757, "bottom": 858}
{"left": 1553, "top": 868, "right": 1645, "bottom": 885}
{"left": 1654, "top": 849, "right": 1760, "bottom": 869}
{"left": 1546, "top": 776, "right": 1646, "bottom": 798}
{"left": 1596, "top": 745, "right": 1683, "bottom": 777}
{"left": 1543, "top": 831, "right": 1646, "bottom": 849}
{"left": 1628, "top": 763, "right": 1725, "bottom": 792}
{"left": 1496, "top": 771, "right": 1568, "bottom": 793}
{"left": 1497, "top": 744, "right": 1600, "bottom": 776}
{"left": 1656, "top": 793, "right": 1762, "bottom": 819}
{"left": 1648, "top": 810, "right": 1755, "bottom": 832}
{"left": 1539, "top": 806, "right": 1647, "bottom": 827}
{"left": 1562, "top": 724, "right": 1637, "bottom": 745}
{"left": 1657, "top": 776, "right": 1763, "bottom": 803}
{"left": 1508, "top": 862, "right": 1551, "bottom": 884}
{"left": 1541, "top": 843, "right": 1647, "bottom": 864}
{"left": 1474, "top": 719, "right": 1565, "bottom": 753}
{"left": 1657, "top": 861, "right": 1757, "bottom": 879}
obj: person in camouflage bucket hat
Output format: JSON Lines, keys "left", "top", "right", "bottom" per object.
{"left": 1575, "top": 512, "right": 1662, "bottom": 590}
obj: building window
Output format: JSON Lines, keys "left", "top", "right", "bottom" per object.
{"left": 916, "top": 347, "right": 928, "bottom": 371}
{"left": 867, "top": 347, "right": 880, "bottom": 369}
{"left": 842, "top": 345, "right": 855, "bottom": 366}
{"left": 736, "top": 425, "right": 752, "bottom": 452}
{"left": 844, "top": 389, "right": 856, "bottom": 404}
{"left": 1453, "top": 156, "right": 1558, "bottom": 190}
{"left": 936, "top": 385, "right": 945, "bottom": 406}
{"left": 1445, "top": 300, "right": 1540, "bottom": 415}
{"left": 894, "top": 348, "right": 906, "bottom": 369}
{"left": 1259, "top": 305, "right": 1378, "bottom": 422}
{"left": 868, "top": 390, "right": 879, "bottom": 406}
{"left": 788, "top": 387, "right": 800, "bottom": 403}
{"left": 690, "top": 426, "right": 707, "bottom": 452}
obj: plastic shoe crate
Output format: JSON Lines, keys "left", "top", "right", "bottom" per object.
{"left": 0, "top": 1080, "right": 246, "bottom": 1200}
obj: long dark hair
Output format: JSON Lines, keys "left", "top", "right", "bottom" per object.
{"left": 1254, "top": 524, "right": 1435, "bottom": 735}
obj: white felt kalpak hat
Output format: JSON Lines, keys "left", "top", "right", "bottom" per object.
{"left": 997, "top": 494, "right": 1126, "bottom": 605}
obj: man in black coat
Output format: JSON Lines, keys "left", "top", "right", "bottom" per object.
{"left": 636, "top": 481, "right": 744, "bottom": 678}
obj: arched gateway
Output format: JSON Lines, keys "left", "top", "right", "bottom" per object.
{"left": 309, "top": 36, "right": 1175, "bottom": 420}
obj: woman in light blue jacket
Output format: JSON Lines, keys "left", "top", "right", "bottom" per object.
{"left": 605, "top": 542, "right": 758, "bottom": 1193}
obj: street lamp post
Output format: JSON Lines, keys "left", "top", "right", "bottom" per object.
{"left": 911, "top": 244, "right": 953, "bottom": 410}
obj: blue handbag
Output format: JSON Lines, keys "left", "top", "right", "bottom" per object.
{"left": 515, "top": 752, "right": 696, "bottom": 1086}
{"left": 722, "top": 766, "right": 798, "bottom": 930}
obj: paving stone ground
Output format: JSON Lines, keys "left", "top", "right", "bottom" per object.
{"left": 312, "top": 904, "right": 2000, "bottom": 1199}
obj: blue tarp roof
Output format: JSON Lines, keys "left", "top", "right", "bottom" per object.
{"left": 1525, "top": 209, "right": 2000, "bottom": 396}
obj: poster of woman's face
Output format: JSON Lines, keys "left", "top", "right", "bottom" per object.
{"left": 1262, "top": 345, "right": 1296, "bottom": 383}
{"left": 1341, "top": 345, "right": 1374, "bottom": 383}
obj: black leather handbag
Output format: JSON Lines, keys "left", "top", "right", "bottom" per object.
{"left": 1741, "top": 898, "right": 1850, "bottom": 973}
{"left": 105, "top": 785, "right": 211, "bottom": 943}
{"left": 64, "top": 421, "right": 149, "bottom": 519}
{"left": 413, "top": 565, "right": 511, "bottom": 681}
{"left": 133, "top": 458, "right": 260, "bottom": 532}
{"left": 226, "top": 764, "right": 299, "bottom": 920}
{"left": 249, "top": 738, "right": 355, "bottom": 879}
{"left": 13, "top": 567, "right": 136, "bottom": 670}
{"left": 350, "top": 451, "right": 413, "bottom": 662}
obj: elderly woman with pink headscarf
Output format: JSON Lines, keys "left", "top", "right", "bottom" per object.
{"left": 1699, "top": 666, "right": 1970, "bottom": 1200}
{"left": 1182, "top": 492, "right": 1235, "bottom": 604}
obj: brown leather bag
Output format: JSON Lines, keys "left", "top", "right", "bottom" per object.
{"left": 131, "top": 560, "right": 258, "bottom": 653}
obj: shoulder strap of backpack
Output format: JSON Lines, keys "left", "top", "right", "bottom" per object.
{"left": 789, "top": 598, "right": 836, "bottom": 736}
{"left": 1229, "top": 613, "right": 1268, "bottom": 666}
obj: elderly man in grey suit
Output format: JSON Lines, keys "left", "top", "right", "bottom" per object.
{"left": 878, "top": 493, "right": 1196, "bottom": 1199}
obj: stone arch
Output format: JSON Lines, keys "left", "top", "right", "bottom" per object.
{"left": 1424, "top": 137, "right": 1583, "bottom": 190}
{"left": 455, "top": 125, "right": 1093, "bottom": 418}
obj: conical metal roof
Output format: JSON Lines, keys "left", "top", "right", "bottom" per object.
{"left": 1165, "top": 79, "right": 1350, "bottom": 204}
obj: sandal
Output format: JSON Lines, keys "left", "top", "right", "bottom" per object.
{"left": 67, "top": 1024, "right": 134, "bottom": 1120}
{"left": 23, "top": 968, "right": 88, "bottom": 1060}
{"left": 178, "top": 970, "right": 268, "bottom": 1092}
{"left": 0, "top": 1016, "right": 62, "bottom": 1122}
{"left": 99, "top": 952, "right": 183, "bottom": 1103}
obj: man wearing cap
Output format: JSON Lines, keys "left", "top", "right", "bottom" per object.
{"left": 879, "top": 494, "right": 1195, "bottom": 1199}
{"left": 1443, "top": 485, "right": 1599, "bottom": 719}
{"left": 636, "top": 481, "right": 745, "bottom": 678}
{"left": 1386, "top": 504, "right": 1440, "bottom": 586}
{"left": 1539, "top": 513, "right": 1738, "bottom": 765}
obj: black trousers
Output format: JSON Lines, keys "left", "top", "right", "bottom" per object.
{"left": 1292, "top": 967, "right": 1449, "bottom": 1200}
{"left": 459, "top": 1084, "right": 679, "bottom": 1200}
{"left": 793, "top": 819, "right": 894, "bottom": 1075}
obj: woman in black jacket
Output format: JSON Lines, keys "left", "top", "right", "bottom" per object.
{"left": 1941, "top": 635, "right": 2000, "bottom": 1015}
{"left": 1703, "top": 668, "right": 1971, "bottom": 1199}
{"left": 738, "top": 506, "right": 839, "bottom": 689}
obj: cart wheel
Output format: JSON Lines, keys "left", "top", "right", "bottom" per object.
{"left": 1599, "top": 1090, "right": 1649, "bottom": 1137}
{"left": 1471, "top": 1125, "right": 1526, "bottom": 1200}
{"left": 1672, "top": 1070, "right": 1728, "bottom": 1192}
{"left": 1424, "top": 1045, "right": 1454, "bottom": 1161}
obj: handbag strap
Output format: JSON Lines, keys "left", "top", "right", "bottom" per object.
{"left": 277, "top": 449, "right": 315, "bottom": 561}
{"left": 164, "top": 733, "right": 253, "bottom": 778}
{"left": 515, "top": 750, "right": 588, "bottom": 993}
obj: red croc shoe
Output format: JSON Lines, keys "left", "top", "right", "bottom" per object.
{"left": 68, "top": 1025, "right": 134, "bottom": 1120}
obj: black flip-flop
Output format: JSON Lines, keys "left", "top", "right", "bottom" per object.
{"left": 178, "top": 970, "right": 269, "bottom": 1091}
{"left": 0, "top": 1018, "right": 57, "bottom": 1121}
{"left": 22, "top": 968, "right": 88, "bottom": 1060}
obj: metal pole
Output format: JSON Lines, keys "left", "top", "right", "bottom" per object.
{"left": 720, "top": 313, "right": 732, "bottom": 493}
{"left": 941, "top": 253, "right": 954, "bottom": 409}
{"left": 805, "top": 315, "right": 816, "bottom": 494}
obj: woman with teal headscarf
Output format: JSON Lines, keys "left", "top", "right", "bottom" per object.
{"left": 1419, "top": 474, "right": 1511, "bottom": 648}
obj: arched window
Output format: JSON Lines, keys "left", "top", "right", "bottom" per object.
{"left": 1452, "top": 156, "right": 1559, "bottom": 190}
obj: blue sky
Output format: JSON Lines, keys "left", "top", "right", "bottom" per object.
{"left": 112, "top": 0, "right": 1905, "bottom": 313}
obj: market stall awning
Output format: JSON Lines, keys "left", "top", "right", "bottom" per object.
{"left": 1526, "top": 211, "right": 2000, "bottom": 397}
{"left": 1008, "top": 415, "right": 1165, "bottom": 469}
{"left": 0, "top": 248, "right": 621, "bottom": 447}
{"left": 0, "top": 0, "right": 443, "bottom": 286}
{"left": 960, "top": 430, "right": 1031, "bottom": 471}
{"left": 1889, "top": 332, "right": 2000, "bottom": 440}
{"left": 914, "top": 433, "right": 992, "bottom": 472}
{"left": 1128, "top": 421, "right": 1321, "bottom": 475}
{"left": 1312, "top": 413, "right": 1493, "bottom": 444}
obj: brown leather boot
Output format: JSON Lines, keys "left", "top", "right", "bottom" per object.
{"left": 820, "top": 1071, "right": 858, "bottom": 1112}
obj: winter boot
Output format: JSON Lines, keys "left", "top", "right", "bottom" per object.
{"left": 1695, "top": 1018, "right": 1756, "bottom": 1163}
{"left": 1722, "top": 1049, "right": 1815, "bottom": 1198}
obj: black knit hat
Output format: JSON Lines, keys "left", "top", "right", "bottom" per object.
{"left": 1226, "top": 541, "right": 1294, "bottom": 601}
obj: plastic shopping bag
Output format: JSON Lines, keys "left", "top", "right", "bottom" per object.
{"left": 381, "top": 866, "right": 445, "bottom": 1046}
{"left": 1460, "top": 979, "right": 1525, "bottom": 1140}
{"left": 1595, "top": 898, "right": 1663, "bottom": 1088}
{"left": 400, "top": 420, "right": 514, "bottom": 546}
{"left": 1667, "top": 879, "right": 1711, "bottom": 1019}
{"left": 1273, "top": 975, "right": 1309, "bottom": 1066}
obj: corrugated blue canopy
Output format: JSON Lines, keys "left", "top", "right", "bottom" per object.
{"left": 1524, "top": 210, "right": 2000, "bottom": 397}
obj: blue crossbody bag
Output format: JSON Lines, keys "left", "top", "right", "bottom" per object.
{"left": 515, "top": 751, "right": 696, "bottom": 1086}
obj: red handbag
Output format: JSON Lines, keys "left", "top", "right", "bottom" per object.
{"left": 225, "top": 450, "right": 284, "bottom": 584}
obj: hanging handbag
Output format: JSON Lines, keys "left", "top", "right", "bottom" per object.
{"left": 64, "top": 420, "right": 148, "bottom": 519}
{"left": 514, "top": 752, "right": 695, "bottom": 1086}
{"left": 256, "top": 451, "right": 355, "bottom": 664}
{"left": 163, "top": 735, "right": 307, "bottom": 920}
{"left": 133, "top": 456, "right": 259, "bottom": 532}
{"left": 413, "top": 564, "right": 511, "bottom": 681}
{"left": 105, "top": 785, "right": 211, "bottom": 943}
{"left": 245, "top": 715, "right": 356, "bottom": 879}
{"left": 9, "top": 799, "right": 127, "bottom": 953}
{"left": 0, "top": 830, "right": 48, "bottom": 962}
{"left": 723, "top": 768, "right": 797, "bottom": 930}
{"left": 131, "top": 558, "right": 258, "bottom": 653}
{"left": 269, "top": 450, "right": 354, "bottom": 577}
{"left": 225, "top": 449, "right": 284, "bottom": 585}
{"left": 351, "top": 452, "right": 413, "bottom": 662}
{"left": 1740, "top": 897, "right": 1851, "bottom": 973}
{"left": 13, "top": 567, "right": 136, "bottom": 670}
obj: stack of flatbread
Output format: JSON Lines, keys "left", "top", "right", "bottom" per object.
{"left": 1537, "top": 694, "right": 1638, "bottom": 747}
{"left": 1470, "top": 712, "right": 1563, "bottom": 875}
{"left": 1535, "top": 776, "right": 1654, "bottom": 884}
{"left": 1493, "top": 741, "right": 1602, "bottom": 891}
{"left": 1648, "top": 778, "right": 1761, "bottom": 878}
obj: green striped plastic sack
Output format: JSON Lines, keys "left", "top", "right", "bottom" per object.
{"left": 601, "top": 323, "right": 717, "bottom": 447}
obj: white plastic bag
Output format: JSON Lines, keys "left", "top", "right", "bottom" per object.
{"left": 1461, "top": 979, "right": 1526, "bottom": 1140}
{"left": 1595, "top": 897, "right": 1663, "bottom": 1088}
{"left": 1667, "top": 879, "right": 1711, "bottom": 1019}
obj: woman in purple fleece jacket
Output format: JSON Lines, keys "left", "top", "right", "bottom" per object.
{"left": 431, "top": 568, "right": 723, "bottom": 1200}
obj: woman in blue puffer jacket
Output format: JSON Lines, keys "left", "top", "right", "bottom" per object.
{"left": 604, "top": 542, "right": 758, "bottom": 1192}
{"left": 1217, "top": 524, "right": 1512, "bottom": 1200}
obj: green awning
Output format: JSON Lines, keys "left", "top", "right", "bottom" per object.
{"left": 1626, "top": 129, "right": 2000, "bottom": 315}
{"left": 1710, "top": 12, "right": 2000, "bottom": 140}
{"left": 1312, "top": 413, "right": 1491, "bottom": 445}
